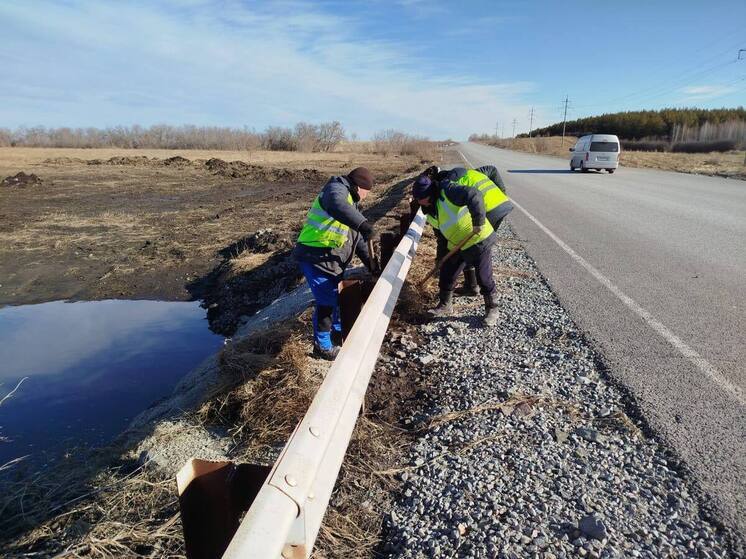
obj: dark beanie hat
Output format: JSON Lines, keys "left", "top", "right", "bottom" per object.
{"left": 347, "top": 167, "right": 374, "bottom": 190}
{"left": 412, "top": 175, "right": 433, "bottom": 199}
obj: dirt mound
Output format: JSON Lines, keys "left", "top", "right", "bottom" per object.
{"left": 43, "top": 157, "right": 85, "bottom": 165}
{"left": 268, "top": 167, "right": 326, "bottom": 183}
{"left": 160, "top": 156, "right": 191, "bottom": 167}
{"left": 204, "top": 158, "right": 325, "bottom": 183}
{"left": 204, "top": 158, "right": 252, "bottom": 178}
{"left": 2, "top": 172, "right": 43, "bottom": 187}
{"left": 219, "top": 229, "right": 289, "bottom": 259}
{"left": 87, "top": 156, "right": 154, "bottom": 166}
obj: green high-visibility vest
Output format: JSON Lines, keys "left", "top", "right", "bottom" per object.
{"left": 456, "top": 169, "right": 510, "bottom": 213}
{"left": 297, "top": 193, "right": 353, "bottom": 248}
{"left": 426, "top": 192, "right": 494, "bottom": 251}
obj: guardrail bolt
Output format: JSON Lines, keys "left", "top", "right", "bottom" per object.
{"left": 285, "top": 475, "right": 297, "bottom": 487}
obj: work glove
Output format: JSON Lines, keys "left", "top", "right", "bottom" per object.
{"left": 471, "top": 225, "right": 483, "bottom": 236}
{"left": 358, "top": 220, "right": 375, "bottom": 242}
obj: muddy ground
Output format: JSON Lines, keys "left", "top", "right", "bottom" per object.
{"left": 0, "top": 147, "right": 430, "bottom": 333}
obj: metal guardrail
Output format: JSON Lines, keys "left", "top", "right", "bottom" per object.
{"left": 222, "top": 209, "right": 426, "bottom": 559}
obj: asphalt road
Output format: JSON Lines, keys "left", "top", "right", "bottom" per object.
{"left": 456, "top": 142, "right": 746, "bottom": 540}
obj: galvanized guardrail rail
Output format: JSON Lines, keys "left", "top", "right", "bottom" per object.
{"left": 222, "top": 209, "right": 425, "bottom": 559}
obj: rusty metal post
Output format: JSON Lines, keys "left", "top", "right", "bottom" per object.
{"left": 399, "top": 213, "right": 412, "bottom": 239}
{"left": 379, "top": 232, "right": 398, "bottom": 270}
{"left": 338, "top": 279, "right": 374, "bottom": 339}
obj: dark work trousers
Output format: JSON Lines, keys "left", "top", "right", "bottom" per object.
{"left": 439, "top": 244, "right": 496, "bottom": 295}
{"left": 464, "top": 215, "right": 505, "bottom": 275}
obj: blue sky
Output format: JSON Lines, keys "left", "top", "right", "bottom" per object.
{"left": 1, "top": 0, "right": 745, "bottom": 139}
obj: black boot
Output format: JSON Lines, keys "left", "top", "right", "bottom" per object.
{"left": 429, "top": 290, "right": 453, "bottom": 317}
{"left": 313, "top": 343, "right": 340, "bottom": 361}
{"left": 483, "top": 291, "right": 500, "bottom": 326}
{"left": 455, "top": 267, "right": 479, "bottom": 297}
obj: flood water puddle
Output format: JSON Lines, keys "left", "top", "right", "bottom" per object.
{"left": 0, "top": 299, "right": 223, "bottom": 465}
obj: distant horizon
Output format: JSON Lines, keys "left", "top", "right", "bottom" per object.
{"left": 3, "top": 105, "right": 745, "bottom": 144}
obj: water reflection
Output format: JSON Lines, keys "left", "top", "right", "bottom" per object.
{"left": 0, "top": 300, "right": 223, "bottom": 464}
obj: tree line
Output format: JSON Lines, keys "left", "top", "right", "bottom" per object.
{"left": 0, "top": 122, "right": 347, "bottom": 152}
{"left": 527, "top": 107, "right": 746, "bottom": 141}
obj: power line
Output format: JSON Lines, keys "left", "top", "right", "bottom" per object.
{"left": 573, "top": 39, "right": 745, "bottom": 110}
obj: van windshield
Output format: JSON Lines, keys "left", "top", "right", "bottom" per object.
{"left": 590, "top": 141, "right": 619, "bottom": 152}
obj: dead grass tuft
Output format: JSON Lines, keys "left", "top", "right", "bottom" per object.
{"left": 1, "top": 457, "right": 183, "bottom": 558}
{"left": 196, "top": 318, "right": 323, "bottom": 451}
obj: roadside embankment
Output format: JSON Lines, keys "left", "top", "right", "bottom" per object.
{"left": 0, "top": 164, "right": 425, "bottom": 557}
{"left": 475, "top": 137, "right": 746, "bottom": 180}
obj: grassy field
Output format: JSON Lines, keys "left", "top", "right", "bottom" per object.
{"left": 480, "top": 136, "right": 746, "bottom": 180}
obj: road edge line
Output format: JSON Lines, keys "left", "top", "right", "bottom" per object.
{"left": 457, "top": 148, "right": 745, "bottom": 407}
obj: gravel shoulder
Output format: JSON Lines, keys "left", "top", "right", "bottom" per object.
{"left": 380, "top": 223, "right": 742, "bottom": 558}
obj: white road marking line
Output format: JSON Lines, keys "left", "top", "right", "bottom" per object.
{"left": 458, "top": 149, "right": 746, "bottom": 406}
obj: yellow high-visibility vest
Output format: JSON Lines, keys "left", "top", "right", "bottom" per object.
{"left": 297, "top": 193, "right": 353, "bottom": 248}
{"left": 456, "top": 169, "right": 510, "bottom": 213}
{"left": 426, "top": 192, "right": 493, "bottom": 251}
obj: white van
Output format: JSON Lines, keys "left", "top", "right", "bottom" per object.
{"left": 569, "top": 134, "right": 620, "bottom": 173}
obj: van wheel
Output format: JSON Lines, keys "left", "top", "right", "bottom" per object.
{"left": 580, "top": 163, "right": 588, "bottom": 172}
{"left": 570, "top": 161, "right": 576, "bottom": 171}
{"left": 608, "top": 168, "right": 615, "bottom": 174}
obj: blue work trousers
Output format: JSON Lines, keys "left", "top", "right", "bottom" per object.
{"left": 298, "top": 262, "right": 342, "bottom": 350}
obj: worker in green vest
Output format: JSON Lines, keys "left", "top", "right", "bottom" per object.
{"left": 294, "top": 167, "right": 376, "bottom": 359}
{"left": 412, "top": 174, "right": 500, "bottom": 326}
{"left": 423, "top": 165, "right": 513, "bottom": 296}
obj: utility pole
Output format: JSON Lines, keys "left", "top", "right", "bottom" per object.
{"left": 528, "top": 107, "right": 535, "bottom": 138}
{"left": 495, "top": 121, "right": 499, "bottom": 139}
{"left": 740, "top": 51, "right": 745, "bottom": 164}
{"left": 561, "top": 95, "right": 569, "bottom": 147}
{"left": 512, "top": 119, "right": 517, "bottom": 138}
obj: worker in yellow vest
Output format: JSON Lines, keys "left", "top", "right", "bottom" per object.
{"left": 422, "top": 165, "right": 513, "bottom": 296}
{"left": 412, "top": 174, "right": 500, "bottom": 326}
{"left": 294, "top": 167, "right": 376, "bottom": 359}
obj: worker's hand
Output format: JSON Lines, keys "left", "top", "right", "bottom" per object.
{"left": 358, "top": 220, "right": 375, "bottom": 242}
{"left": 471, "top": 225, "right": 483, "bottom": 236}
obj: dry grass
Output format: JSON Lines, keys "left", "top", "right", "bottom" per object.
{"left": 396, "top": 228, "right": 439, "bottom": 318}
{"left": 477, "top": 136, "right": 746, "bottom": 179}
{"left": 1, "top": 454, "right": 184, "bottom": 558}
{"left": 198, "top": 318, "right": 323, "bottom": 452}
{"left": 314, "top": 415, "right": 410, "bottom": 558}
{"left": 486, "top": 136, "right": 577, "bottom": 158}
{"left": 0, "top": 146, "right": 423, "bottom": 171}
{"left": 621, "top": 150, "right": 746, "bottom": 178}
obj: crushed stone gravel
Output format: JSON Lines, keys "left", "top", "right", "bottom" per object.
{"left": 379, "top": 223, "right": 740, "bottom": 558}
